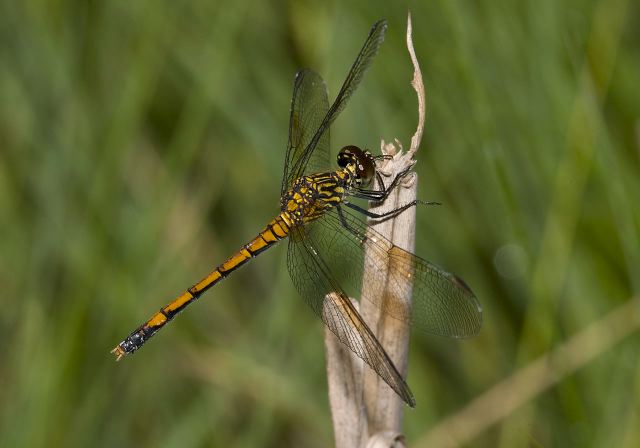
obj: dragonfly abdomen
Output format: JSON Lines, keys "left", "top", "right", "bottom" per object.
{"left": 112, "top": 214, "right": 291, "bottom": 360}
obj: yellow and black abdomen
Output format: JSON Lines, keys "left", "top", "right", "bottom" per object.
{"left": 112, "top": 214, "right": 292, "bottom": 359}
{"left": 113, "top": 169, "right": 351, "bottom": 360}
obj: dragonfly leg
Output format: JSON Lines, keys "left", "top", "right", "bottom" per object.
{"left": 336, "top": 205, "right": 367, "bottom": 242}
{"left": 353, "top": 165, "right": 416, "bottom": 201}
{"left": 343, "top": 199, "right": 439, "bottom": 221}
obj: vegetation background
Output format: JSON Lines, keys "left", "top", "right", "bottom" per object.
{"left": 1, "top": 0, "right": 638, "bottom": 446}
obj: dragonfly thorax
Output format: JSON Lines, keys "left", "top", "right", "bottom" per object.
{"left": 280, "top": 171, "right": 351, "bottom": 226}
{"left": 280, "top": 146, "right": 376, "bottom": 226}
{"left": 337, "top": 145, "right": 376, "bottom": 189}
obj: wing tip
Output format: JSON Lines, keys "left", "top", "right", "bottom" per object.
{"left": 451, "top": 273, "right": 474, "bottom": 296}
{"left": 451, "top": 273, "right": 484, "bottom": 335}
{"left": 374, "top": 18, "right": 388, "bottom": 31}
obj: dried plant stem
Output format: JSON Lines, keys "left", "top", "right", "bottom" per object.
{"left": 325, "top": 12, "right": 426, "bottom": 447}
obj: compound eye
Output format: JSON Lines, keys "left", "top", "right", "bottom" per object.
{"left": 357, "top": 157, "right": 376, "bottom": 187}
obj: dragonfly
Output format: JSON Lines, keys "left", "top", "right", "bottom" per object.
{"left": 112, "top": 19, "right": 482, "bottom": 407}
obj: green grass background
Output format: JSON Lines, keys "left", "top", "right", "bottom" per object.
{"left": 1, "top": 0, "right": 639, "bottom": 446}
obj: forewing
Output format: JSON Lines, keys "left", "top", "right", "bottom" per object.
{"left": 311, "top": 207, "right": 483, "bottom": 337}
{"left": 284, "top": 19, "right": 388, "bottom": 188}
{"left": 287, "top": 226, "right": 415, "bottom": 407}
{"left": 281, "top": 69, "right": 330, "bottom": 196}
{"left": 323, "top": 19, "right": 387, "bottom": 127}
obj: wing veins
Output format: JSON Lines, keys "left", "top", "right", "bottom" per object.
{"left": 287, "top": 228, "right": 415, "bottom": 406}
{"left": 282, "top": 20, "right": 387, "bottom": 191}
{"left": 314, "top": 207, "right": 483, "bottom": 337}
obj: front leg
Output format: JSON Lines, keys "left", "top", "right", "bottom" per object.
{"left": 343, "top": 199, "right": 440, "bottom": 221}
{"left": 352, "top": 164, "right": 416, "bottom": 202}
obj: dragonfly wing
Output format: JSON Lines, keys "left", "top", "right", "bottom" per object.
{"left": 283, "top": 19, "right": 387, "bottom": 190}
{"left": 311, "top": 207, "right": 483, "bottom": 337}
{"left": 281, "top": 69, "right": 331, "bottom": 196}
{"left": 287, "top": 226, "right": 415, "bottom": 407}
{"left": 322, "top": 19, "right": 387, "bottom": 127}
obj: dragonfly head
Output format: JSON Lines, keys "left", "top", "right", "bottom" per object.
{"left": 337, "top": 145, "right": 376, "bottom": 188}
